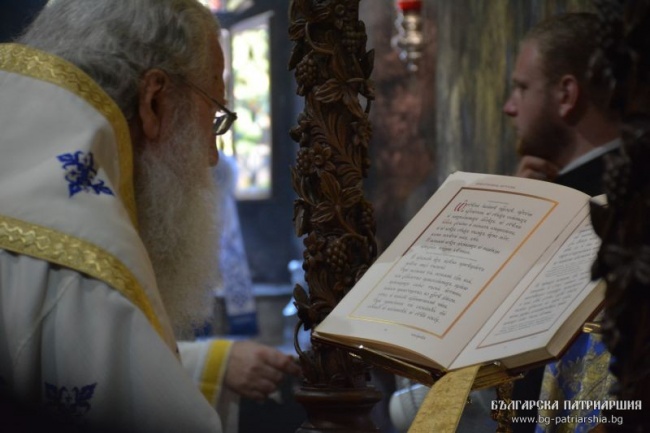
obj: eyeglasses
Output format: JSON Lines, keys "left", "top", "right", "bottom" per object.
{"left": 178, "top": 77, "right": 238, "bottom": 136}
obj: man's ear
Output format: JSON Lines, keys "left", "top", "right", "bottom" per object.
{"left": 138, "top": 69, "right": 171, "bottom": 141}
{"left": 557, "top": 74, "right": 580, "bottom": 118}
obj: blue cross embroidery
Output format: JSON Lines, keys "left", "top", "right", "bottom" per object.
{"left": 44, "top": 382, "right": 97, "bottom": 421}
{"left": 57, "top": 151, "right": 114, "bottom": 197}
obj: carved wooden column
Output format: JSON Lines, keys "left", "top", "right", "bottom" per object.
{"left": 287, "top": 0, "right": 382, "bottom": 431}
{"left": 589, "top": 1, "right": 650, "bottom": 431}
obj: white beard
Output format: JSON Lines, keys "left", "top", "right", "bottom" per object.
{"left": 134, "top": 106, "right": 220, "bottom": 340}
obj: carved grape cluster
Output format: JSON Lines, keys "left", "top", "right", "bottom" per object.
{"left": 296, "top": 147, "right": 314, "bottom": 175}
{"left": 359, "top": 200, "right": 375, "bottom": 232}
{"left": 296, "top": 143, "right": 335, "bottom": 176}
{"left": 325, "top": 238, "right": 349, "bottom": 274}
{"left": 341, "top": 21, "right": 367, "bottom": 55}
{"left": 295, "top": 55, "right": 319, "bottom": 95}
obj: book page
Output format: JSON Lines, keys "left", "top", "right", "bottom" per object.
{"left": 351, "top": 188, "right": 556, "bottom": 336}
{"left": 314, "top": 172, "right": 591, "bottom": 370}
{"left": 451, "top": 212, "right": 602, "bottom": 369}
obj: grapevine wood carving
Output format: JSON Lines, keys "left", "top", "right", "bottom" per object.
{"left": 590, "top": 0, "right": 650, "bottom": 431}
{"left": 288, "top": 0, "right": 382, "bottom": 431}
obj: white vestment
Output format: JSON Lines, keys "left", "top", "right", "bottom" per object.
{"left": 0, "top": 44, "right": 235, "bottom": 433}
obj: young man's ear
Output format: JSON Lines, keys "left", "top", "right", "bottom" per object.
{"left": 137, "top": 69, "right": 172, "bottom": 141}
{"left": 557, "top": 74, "right": 580, "bottom": 118}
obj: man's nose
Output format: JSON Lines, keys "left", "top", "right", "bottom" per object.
{"left": 503, "top": 98, "right": 516, "bottom": 116}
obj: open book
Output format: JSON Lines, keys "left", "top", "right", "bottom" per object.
{"left": 313, "top": 171, "right": 604, "bottom": 379}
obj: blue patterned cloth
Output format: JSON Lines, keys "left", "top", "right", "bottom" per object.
{"left": 44, "top": 381, "right": 97, "bottom": 422}
{"left": 57, "top": 151, "right": 113, "bottom": 197}
{"left": 213, "top": 152, "right": 258, "bottom": 336}
{"left": 535, "top": 327, "right": 615, "bottom": 433}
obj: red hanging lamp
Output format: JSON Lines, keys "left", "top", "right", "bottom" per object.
{"left": 392, "top": 0, "right": 424, "bottom": 72}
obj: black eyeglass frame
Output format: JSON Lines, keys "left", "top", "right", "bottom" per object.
{"left": 175, "top": 75, "right": 238, "bottom": 136}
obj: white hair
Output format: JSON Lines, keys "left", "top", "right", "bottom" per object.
{"left": 134, "top": 96, "right": 220, "bottom": 339}
{"left": 19, "top": 0, "right": 220, "bottom": 120}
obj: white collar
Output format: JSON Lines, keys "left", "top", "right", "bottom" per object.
{"left": 558, "top": 138, "right": 622, "bottom": 175}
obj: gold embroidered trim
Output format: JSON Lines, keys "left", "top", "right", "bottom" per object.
{"left": 200, "top": 340, "right": 233, "bottom": 405}
{"left": 0, "top": 214, "right": 163, "bottom": 338}
{"left": 408, "top": 365, "right": 480, "bottom": 433}
{"left": 0, "top": 43, "right": 137, "bottom": 227}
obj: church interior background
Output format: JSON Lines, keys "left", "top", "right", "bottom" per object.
{"left": 0, "top": 0, "right": 598, "bottom": 432}
{"left": 202, "top": 0, "right": 595, "bottom": 287}
{"left": 206, "top": 1, "right": 596, "bottom": 431}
